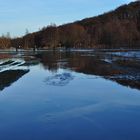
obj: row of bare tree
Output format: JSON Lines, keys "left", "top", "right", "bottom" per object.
{"left": 0, "top": 33, "right": 11, "bottom": 49}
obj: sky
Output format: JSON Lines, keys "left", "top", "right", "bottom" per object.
{"left": 0, "top": 0, "right": 135, "bottom": 37}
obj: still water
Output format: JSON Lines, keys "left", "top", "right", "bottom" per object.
{"left": 0, "top": 50, "right": 140, "bottom": 140}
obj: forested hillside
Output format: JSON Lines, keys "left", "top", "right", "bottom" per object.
{"left": 1, "top": 1, "right": 140, "bottom": 49}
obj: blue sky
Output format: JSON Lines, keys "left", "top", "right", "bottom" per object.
{"left": 0, "top": 0, "right": 134, "bottom": 37}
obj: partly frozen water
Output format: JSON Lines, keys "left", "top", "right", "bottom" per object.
{"left": 0, "top": 50, "right": 140, "bottom": 140}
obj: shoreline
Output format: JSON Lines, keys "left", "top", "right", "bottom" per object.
{"left": 0, "top": 48, "right": 140, "bottom": 53}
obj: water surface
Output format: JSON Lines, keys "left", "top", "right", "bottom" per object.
{"left": 0, "top": 50, "right": 140, "bottom": 140}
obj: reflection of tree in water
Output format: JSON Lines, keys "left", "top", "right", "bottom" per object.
{"left": 36, "top": 51, "right": 72, "bottom": 72}
{"left": 36, "top": 51, "right": 140, "bottom": 90}
{"left": 108, "top": 75, "right": 140, "bottom": 90}
{"left": 70, "top": 54, "right": 140, "bottom": 90}
{"left": 36, "top": 52, "right": 58, "bottom": 72}
{"left": 0, "top": 69, "right": 29, "bottom": 91}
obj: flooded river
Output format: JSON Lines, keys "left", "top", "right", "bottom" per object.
{"left": 0, "top": 50, "right": 140, "bottom": 140}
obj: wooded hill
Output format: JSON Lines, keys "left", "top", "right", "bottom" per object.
{"left": 1, "top": 1, "right": 140, "bottom": 49}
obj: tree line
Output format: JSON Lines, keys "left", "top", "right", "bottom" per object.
{"left": 0, "top": 32, "right": 11, "bottom": 49}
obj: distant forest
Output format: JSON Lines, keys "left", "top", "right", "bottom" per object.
{"left": 0, "top": 1, "right": 140, "bottom": 49}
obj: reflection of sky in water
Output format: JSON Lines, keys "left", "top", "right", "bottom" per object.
{"left": 0, "top": 53, "right": 140, "bottom": 140}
